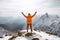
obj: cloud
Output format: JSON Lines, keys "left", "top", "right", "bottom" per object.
{"left": 0, "top": 0, "right": 42, "bottom": 17}
{"left": 47, "top": 0, "right": 60, "bottom": 7}
{"left": 0, "top": 0, "right": 60, "bottom": 17}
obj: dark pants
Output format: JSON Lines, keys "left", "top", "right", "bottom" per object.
{"left": 27, "top": 24, "right": 32, "bottom": 32}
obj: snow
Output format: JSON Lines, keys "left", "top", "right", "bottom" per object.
{"left": 34, "top": 14, "right": 60, "bottom": 36}
{"left": 14, "top": 37, "right": 27, "bottom": 40}
{"left": 0, "top": 29, "right": 60, "bottom": 40}
{"left": 0, "top": 36, "right": 12, "bottom": 40}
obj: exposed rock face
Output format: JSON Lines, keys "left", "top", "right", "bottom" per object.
{"left": 32, "top": 38, "right": 39, "bottom": 40}
{"left": 25, "top": 33, "right": 35, "bottom": 37}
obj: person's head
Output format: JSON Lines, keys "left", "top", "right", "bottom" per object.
{"left": 28, "top": 13, "right": 31, "bottom": 16}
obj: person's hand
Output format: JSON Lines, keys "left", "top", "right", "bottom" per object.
{"left": 21, "top": 12, "right": 23, "bottom": 14}
{"left": 35, "top": 11, "right": 37, "bottom": 13}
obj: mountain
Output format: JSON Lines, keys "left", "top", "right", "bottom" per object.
{"left": 0, "top": 29, "right": 60, "bottom": 40}
{"left": 0, "top": 14, "right": 60, "bottom": 37}
{"left": 0, "top": 25, "right": 9, "bottom": 36}
{"left": 0, "top": 17, "right": 25, "bottom": 36}
{"left": 0, "top": 16, "right": 25, "bottom": 31}
{"left": 34, "top": 13, "right": 60, "bottom": 36}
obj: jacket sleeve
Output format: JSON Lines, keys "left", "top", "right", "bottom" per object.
{"left": 32, "top": 12, "right": 37, "bottom": 17}
{"left": 22, "top": 12, "right": 27, "bottom": 18}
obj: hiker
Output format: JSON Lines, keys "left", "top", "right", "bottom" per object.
{"left": 22, "top": 12, "right": 37, "bottom": 33}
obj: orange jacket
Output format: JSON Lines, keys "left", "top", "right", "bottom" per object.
{"left": 22, "top": 12, "right": 36, "bottom": 24}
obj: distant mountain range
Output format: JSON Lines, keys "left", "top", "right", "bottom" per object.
{"left": 34, "top": 13, "right": 60, "bottom": 36}
{"left": 0, "top": 14, "right": 60, "bottom": 36}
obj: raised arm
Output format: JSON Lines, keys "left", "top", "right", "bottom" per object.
{"left": 22, "top": 12, "right": 26, "bottom": 18}
{"left": 32, "top": 12, "right": 37, "bottom": 17}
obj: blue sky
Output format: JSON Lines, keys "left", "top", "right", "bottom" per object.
{"left": 0, "top": 0, "right": 60, "bottom": 17}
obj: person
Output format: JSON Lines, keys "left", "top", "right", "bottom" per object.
{"left": 22, "top": 12, "right": 37, "bottom": 33}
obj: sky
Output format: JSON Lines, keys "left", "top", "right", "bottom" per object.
{"left": 0, "top": 0, "right": 60, "bottom": 17}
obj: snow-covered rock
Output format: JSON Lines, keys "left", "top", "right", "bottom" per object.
{"left": 0, "top": 29, "right": 60, "bottom": 40}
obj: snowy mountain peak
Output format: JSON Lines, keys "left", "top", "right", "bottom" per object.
{"left": 0, "top": 29, "right": 60, "bottom": 40}
{"left": 40, "top": 13, "right": 49, "bottom": 19}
